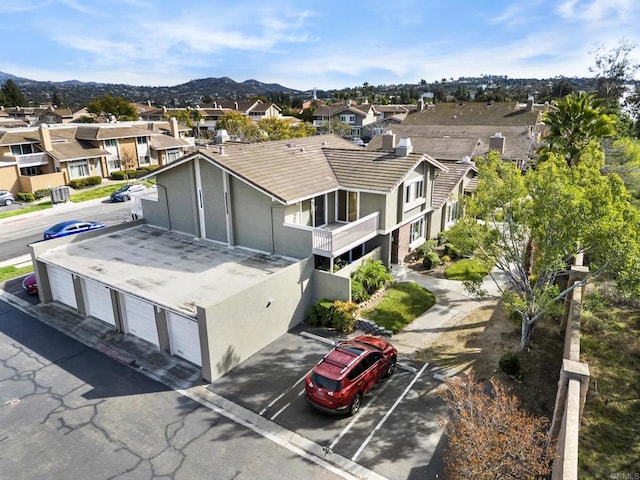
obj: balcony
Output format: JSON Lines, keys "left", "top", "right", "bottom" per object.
{"left": 312, "top": 211, "right": 379, "bottom": 257}
{"left": 10, "top": 152, "right": 48, "bottom": 167}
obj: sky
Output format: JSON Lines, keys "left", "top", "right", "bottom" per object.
{"left": 1, "top": 0, "right": 639, "bottom": 91}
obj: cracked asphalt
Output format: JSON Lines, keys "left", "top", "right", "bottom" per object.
{"left": 0, "top": 301, "right": 346, "bottom": 480}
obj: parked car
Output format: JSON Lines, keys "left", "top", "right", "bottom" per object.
{"left": 43, "top": 220, "right": 106, "bottom": 240}
{"left": 304, "top": 335, "right": 397, "bottom": 415}
{"left": 110, "top": 183, "right": 149, "bottom": 202}
{"left": 0, "top": 190, "right": 15, "bottom": 206}
{"left": 351, "top": 137, "right": 365, "bottom": 147}
{"left": 22, "top": 273, "right": 38, "bottom": 295}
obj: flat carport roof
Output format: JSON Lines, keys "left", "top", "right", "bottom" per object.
{"left": 37, "top": 225, "right": 297, "bottom": 316}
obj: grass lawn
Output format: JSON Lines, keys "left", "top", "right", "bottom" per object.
{"left": 0, "top": 202, "right": 52, "bottom": 220}
{"left": 69, "top": 183, "right": 125, "bottom": 202}
{"left": 360, "top": 281, "right": 436, "bottom": 333}
{"left": 578, "top": 291, "right": 640, "bottom": 478}
{"left": 0, "top": 265, "right": 33, "bottom": 282}
{"left": 444, "top": 257, "right": 490, "bottom": 280}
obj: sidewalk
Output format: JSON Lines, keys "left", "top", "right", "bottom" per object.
{"left": 387, "top": 263, "right": 507, "bottom": 357}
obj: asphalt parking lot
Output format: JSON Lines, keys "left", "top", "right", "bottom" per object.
{"left": 209, "top": 327, "right": 446, "bottom": 480}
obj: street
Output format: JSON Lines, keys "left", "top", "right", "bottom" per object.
{"left": 0, "top": 200, "right": 132, "bottom": 262}
{"left": 0, "top": 301, "right": 346, "bottom": 480}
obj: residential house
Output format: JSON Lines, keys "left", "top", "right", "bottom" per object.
{"left": 28, "top": 133, "right": 473, "bottom": 382}
{"left": 0, "top": 119, "right": 191, "bottom": 194}
{"left": 312, "top": 103, "right": 378, "bottom": 138}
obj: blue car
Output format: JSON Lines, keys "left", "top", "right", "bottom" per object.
{"left": 43, "top": 220, "right": 106, "bottom": 240}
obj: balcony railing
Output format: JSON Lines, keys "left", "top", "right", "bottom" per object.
{"left": 312, "top": 211, "right": 379, "bottom": 257}
{"left": 11, "top": 152, "right": 48, "bottom": 167}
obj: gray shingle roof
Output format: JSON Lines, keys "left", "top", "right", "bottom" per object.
{"left": 432, "top": 160, "right": 477, "bottom": 209}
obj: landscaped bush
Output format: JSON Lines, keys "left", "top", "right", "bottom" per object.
{"left": 110, "top": 171, "right": 127, "bottom": 180}
{"left": 413, "top": 240, "right": 438, "bottom": 259}
{"left": 499, "top": 351, "right": 522, "bottom": 376}
{"left": 308, "top": 299, "right": 334, "bottom": 326}
{"left": 68, "top": 176, "right": 102, "bottom": 189}
{"left": 332, "top": 300, "right": 359, "bottom": 334}
{"left": 350, "top": 278, "right": 370, "bottom": 304}
{"left": 351, "top": 258, "right": 392, "bottom": 295}
{"left": 444, "top": 242, "right": 462, "bottom": 259}
{"left": 422, "top": 251, "right": 442, "bottom": 269}
{"left": 33, "top": 189, "right": 50, "bottom": 199}
{"left": 16, "top": 192, "right": 35, "bottom": 202}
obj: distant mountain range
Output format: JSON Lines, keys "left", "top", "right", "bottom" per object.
{"left": 0, "top": 71, "right": 304, "bottom": 107}
{"left": 0, "top": 71, "right": 599, "bottom": 109}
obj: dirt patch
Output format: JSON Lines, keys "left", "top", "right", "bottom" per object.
{"left": 415, "top": 289, "right": 563, "bottom": 418}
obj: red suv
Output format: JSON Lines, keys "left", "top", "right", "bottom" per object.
{"left": 304, "top": 335, "right": 397, "bottom": 415}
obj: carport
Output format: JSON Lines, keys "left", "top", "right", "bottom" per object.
{"left": 29, "top": 223, "right": 315, "bottom": 382}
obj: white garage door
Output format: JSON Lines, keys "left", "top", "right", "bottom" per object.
{"left": 167, "top": 312, "right": 202, "bottom": 366}
{"left": 48, "top": 266, "right": 77, "bottom": 309}
{"left": 84, "top": 279, "right": 115, "bottom": 326}
{"left": 122, "top": 294, "right": 159, "bottom": 347}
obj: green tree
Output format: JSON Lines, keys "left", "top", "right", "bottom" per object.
{"left": 319, "top": 117, "right": 351, "bottom": 137}
{"left": 87, "top": 93, "right": 137, "bottom": 121}
{"left": 539, "top": 92, "right": 615, "bottom": 167}
{"left": 446, "top": 149, "right": 640, "bottom": 350}
{"left": 257, "top": 117, "right": 315, "bottom": 141}
{"left": 607, "top": 137, "right": 640, "bottom": 203}
{"left": 216, "top": 111, "right": 262, "bottom": 142}
{"left": 0, "top": 79, "right": 28, "bottom": 106}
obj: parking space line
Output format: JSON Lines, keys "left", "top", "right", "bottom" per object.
{"left": 259, "top": 370, "right": 310, "bottom": 416}
{"left": 351, "top": 362, "right": 429, "bottom": 462}
{"left": 270, "top": 390, "right": 304, "bottom": 421}
{"left": 328, "top": 374, "right": 395, "bottom": 451}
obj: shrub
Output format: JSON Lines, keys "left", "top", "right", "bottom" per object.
{"left": 332, "top": 300, "right": 359, "bottom": 334}
{"left": 350, "top": 279, "right": 370, "bottom": 304}
{"left": 351, "top": 258, "right": 392, "bottom": 295}
{"left": 33, "top": 189, "right": 50, "bottom": 199}
{"left": 16, "top": 192, "right": 35, "bottom": 202}
{"left": 308, "top": 299, "right": 334, "bottom": 326}
{"left": 422, "top": 251, "right": 442, "bottom": 269}
{"left": 444, "top": 242, "right": 462, "bottom": 259}
{"left": 110, "top": 171, "right": 127, "bottom": 180}
{"left": 68, "top": 176, "right": 102, "bottom": 189}
{"left": 499, "top": 351, "right": 521, "bottom": 376}
{"left": 413, "top": 240, "right": 438, "bottom": 258}
{"left": 441, "top": 254, "right": 451, "bottom": 264}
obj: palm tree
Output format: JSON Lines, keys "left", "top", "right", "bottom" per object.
{"left": 540, "top": 92, "right": 615, "bottom": 167}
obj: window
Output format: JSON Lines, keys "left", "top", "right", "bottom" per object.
{"left": 104, "top": 139, "right": 118, "bottom": 149}
{"left": 340, "top": 114, "right": 356, "bottom": 124}
{"left": 10, "top": 144, "right": 35, "bottom": 155}
{"left": 20, "top": 166, "right": 44, "bottom": 176}
{"left": 409, "top": 217, "right": 425, "bottom": 245}
{"left": 446, "top": 199, "right": 460, "bottom": 224}
{"left": 68, "top": 160, "right": 90, "bottom": 179}
{"left": 136, "top": 136, "right": 148, "bottom": 145}
{"left": 166, "top": 149, "right": 180, "bottom": 162}
{"left": 313, "top": 194, "right": 326, "bottom": 227}
{"left": 138, "top": 155, "right": 150, "bottom": 166}
{"left": 404, "top": 178, "right": 425, "bottom": 210}
{"left": 107, "top": 157, "right": 121, "bottom": 172}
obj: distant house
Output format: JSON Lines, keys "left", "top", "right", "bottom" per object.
{"left": 0, "top": 119, "right": 191, "bottom": 194}
{"left": 312, "top": 102, "right": 378, "bottom": 138}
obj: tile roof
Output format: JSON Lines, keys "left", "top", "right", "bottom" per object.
{"left": 149, "top": 134, "right": 191, "bottom": 150}
{"left": 147, "top": 135, "right": 446, "bottom": 204}
{"left": 0, "top": 129, "right": 41, "bottom": 145}
{"left": 75, "top": 124, "right": 157, "bottom": 140}
{"left": 432, "top": 160, "right": 477, "bottom": 209}
{"left": 404, "top": 102, "right": 542, "bottom": 126}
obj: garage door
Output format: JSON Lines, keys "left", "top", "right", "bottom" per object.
{"left": 84, "top": 279, "right": 115, "bottom": 326}
{"left": 167, "top": 312, "right": 202, "bottom": 366}
{"left": 122, "top": 294, "right": 159, "bottom": 347}
{"left": 48, "top": 266, "right": 77, "bottom": 309}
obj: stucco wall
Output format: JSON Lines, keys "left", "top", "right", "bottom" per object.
{"left": 229, "top": 176, "right": 275, "bottom": 252}
{"left": 0, "top": 166, "right": 20, "bottom": 193}
{"left": 199, "top": 257, "right": 314, "bottom": 382}
{"left": 200, "top": 160, "right": 227, "bottom": 243}
{"left": 153, "top": 163, "right": 198, "bottom": 235}
{"left": 273, "top": 206, "right": 313, "bottom": 258}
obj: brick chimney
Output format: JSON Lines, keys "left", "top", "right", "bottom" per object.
{"left": 169, "top": 117, "right": 179, "bottom": 139}
{"left": 395, "top": 137, "right": 413, "bottom": 157}
{"left": 489, "top": 132, "right": 505, "bottom": 154}
{"left": 39, "top": 124, "right": 53, "bottom": 151}
{"left": 382, "top": 130, "right": 396, "bottom": 151}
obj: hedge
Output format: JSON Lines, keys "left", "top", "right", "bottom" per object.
{"left": 68, "top": 176, "right": 102, "bottom": 189}
{"left": 16, "top": 192, "right": 35, "bottom": 202}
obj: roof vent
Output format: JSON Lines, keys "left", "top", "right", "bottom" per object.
{"left": 395, "top": 137, "right": 413, "bottom": 157}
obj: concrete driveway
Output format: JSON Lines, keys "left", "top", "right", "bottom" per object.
{"left": 209, "top": 326, "right": 447, "bottom": 480}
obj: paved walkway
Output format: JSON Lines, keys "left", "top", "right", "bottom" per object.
{"left": 388, "top": 263, "right": 508, "bottom": 357}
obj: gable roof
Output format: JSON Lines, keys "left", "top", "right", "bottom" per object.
{"left": 144, "top": 135, "right": 447, "bottom": 204}
{"left": 432, "top": 160, "right": 477, "bottom": 209}
{"left": 75, "top": 124, "right": 157, "bottom": 140}
{"left": 405, "top": 102, "right": 542, "bottom": 126}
